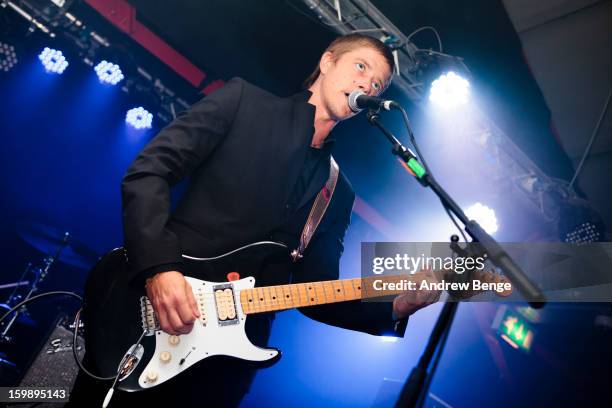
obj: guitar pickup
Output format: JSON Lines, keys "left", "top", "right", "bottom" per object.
{"left": 213, "top": 283, "right": 238, "bottom": 326}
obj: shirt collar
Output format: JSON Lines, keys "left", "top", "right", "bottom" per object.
{"left": 291, "top": 88, "right": 313, "bottom": 103}
{"left": 290, "top": 88, "right": 336, "bottom": 151}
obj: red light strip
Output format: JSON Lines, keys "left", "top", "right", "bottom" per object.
{"left": 84, "top": 0, "right": 223, "bottom": 94}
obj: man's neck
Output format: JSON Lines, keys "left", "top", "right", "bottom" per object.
{"left": 308, "top": 84, "right": 337, "bottom": 148}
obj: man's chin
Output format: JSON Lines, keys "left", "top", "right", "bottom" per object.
{"left": 336, "top": 107, "right": 357, "bottom": 122}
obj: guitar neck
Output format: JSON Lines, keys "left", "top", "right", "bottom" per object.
{"left": 239, "top": 273, "right": 418, "bottom": 315}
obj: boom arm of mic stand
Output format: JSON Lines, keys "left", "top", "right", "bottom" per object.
{"left": 366, "top": 109, "right": 546, "bottom": 308}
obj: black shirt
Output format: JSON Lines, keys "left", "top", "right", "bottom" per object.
{"left": 286, "top": 136, "right": 335, "bottom": 214}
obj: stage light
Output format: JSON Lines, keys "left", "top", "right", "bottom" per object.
{"left": 126, "top": 107, "right": 153, "bottom": 129}
{"left": 429, "top": 71, "right": 470, "bottom": 109}
{"left": 465, "top": 202, "right": 498, "bottom": 234}
{"left": 94, "top": 60, "right": 124, "bottom": 85}
{"left": 381, "top": 336, "right": 399, "bottom": 343}
{"left": 558, "top": 199, "right": 606, "bottom": 244}
{"left": 38, "top": 47, "right": 68, "bottom": 74}
{"left": 0, "top": 42, "right": 18, "bottom": 72}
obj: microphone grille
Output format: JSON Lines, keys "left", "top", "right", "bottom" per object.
{"left": 348, "top": 90, "right": 365, "bottom": 113}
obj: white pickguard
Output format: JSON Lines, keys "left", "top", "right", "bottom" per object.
{"left": 137, "top": 276, "right": 278, "bottom": 388}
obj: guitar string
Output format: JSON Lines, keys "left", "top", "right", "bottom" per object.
{"left": 144, "top": 283, "right": 366, "bottom": 320}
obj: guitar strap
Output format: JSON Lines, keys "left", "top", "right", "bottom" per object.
{"left": 290, "top": 156, "right": 340, "bottom": 262}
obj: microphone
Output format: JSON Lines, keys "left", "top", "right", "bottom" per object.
{"left": 348, "top": 90, "right": 398, "bottom": 113}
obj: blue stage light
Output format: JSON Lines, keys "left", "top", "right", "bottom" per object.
{"left": 94, "top": 60, "right": 124, "bottom": 85}
{"left": 429, "top": 71, "right": 470, "bottom": 109}
{"left": 0, "top": 42, "right": 18, "bottom": 72}
{"left": 126, "top": 107, "right": 153, "bottom": 129}
{"left": 38, "top": 47, "right": 68, "bottom": 74}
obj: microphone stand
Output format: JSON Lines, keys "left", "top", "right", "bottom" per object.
{"left": 364, "top": 110, "right": 546, "bottom": 408}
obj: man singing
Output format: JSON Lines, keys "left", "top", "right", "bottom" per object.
{"left": 69, "top": 33, "right": 438, "bottom": 407}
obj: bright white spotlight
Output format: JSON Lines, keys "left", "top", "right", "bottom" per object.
{"left": 0, "top": 42, "right": 18, "bottom": 72}
{"left": 381, "top": 336, "right": 399, "bottom": 343}
{"left": 38, "top": 47, "right": 68, "bottom": 74}
{"left": 429, "top": 71, "right": 470, "bottom": 109}
{"left": 126, "top": 107, "right": 153, "bottom": 129}
{"left": 94, "top": 60, "right": 124, "bottom": 85}
{"left": 465, "top": 202, "right": 498, "bottom": 234}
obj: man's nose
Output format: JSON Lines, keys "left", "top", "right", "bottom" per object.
{"left": 355, "top": 80, "right": 371, "bottom": 95}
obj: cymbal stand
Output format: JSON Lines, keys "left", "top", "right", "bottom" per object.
{"left": 0, "top": 232, "right": 70, "bottom": 343}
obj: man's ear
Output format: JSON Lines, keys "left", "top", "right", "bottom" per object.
{"left": 319, "top": 51, "right": 334, "bottom": 75}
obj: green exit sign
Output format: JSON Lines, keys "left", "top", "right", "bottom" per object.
{"left": 494, "top": 306, "right": 534, "bottom": 352}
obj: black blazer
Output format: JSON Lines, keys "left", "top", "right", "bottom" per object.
{"left": 121, "top": 77, "right": 406, "bottom": 337}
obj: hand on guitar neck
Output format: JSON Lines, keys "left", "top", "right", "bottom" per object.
{"left": 145, "top": 271, "right": 201, "bottom": 335}
{"left": 392, "top": 269, "right": 441, "bottom": 320}
{"left": 390, "top": 268, "right": 512, "bottom": 320}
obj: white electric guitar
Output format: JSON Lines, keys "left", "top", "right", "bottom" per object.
{"left": 82, "top": 241, "right": 510, "bottom": 392}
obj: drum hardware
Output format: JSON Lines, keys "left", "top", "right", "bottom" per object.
{"left": 0, "top": 221, "right": 98, "bottom": 375}
{"left": 1, "top": 237, "right": 68, "bottom": 345}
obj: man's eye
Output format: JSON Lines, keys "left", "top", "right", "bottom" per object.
{"left": 355, "top": 63, "right": 365, "bottom": 71}
{"left": 372, "top": 82, "right": 381, "bottom": 91}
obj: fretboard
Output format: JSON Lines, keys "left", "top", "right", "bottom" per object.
{"left": 239, "top": 273, "right": 419, "bottom": 315}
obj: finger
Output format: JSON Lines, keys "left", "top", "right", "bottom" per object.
{"left": 153, "top": 302, "right": 177, "bottom": 335}
{"left": 185, "top": 281, "right": 200, "bottom": 318}
{"left": 168, "top": 309, "right": 193, "bottom": 334}
{"left": 174, "top": 294, "right": 196, "bottom": 327}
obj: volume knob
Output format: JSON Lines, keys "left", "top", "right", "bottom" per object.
{"left": 145, "top": 371, "right": 158, "bottom": 383}
{"left": 168, "top": 335, "right": 180, "bottom": 346}
{"left": 159, "top": 351, "right": 172, "bottom": 363}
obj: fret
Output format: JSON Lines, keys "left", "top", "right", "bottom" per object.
{"left": 363, "top": 275, "right": 376, "bottom": 297}
{"left": 362, "top": 276, "right": 378, "bottom": 299}
{"left": 240, "top": 290, "right": 250, "bottom": 314}
{"left": 267, "top": 286, "right": 281, "bottom": 310}
{"left": 271, "top": 286, "right": 280, "bottom": 309}
{"left": 322, "top": 282, "right": 329, "bottom": 304}
{"left": 291, "top": 284, "right": 308, "bottom": 306}
{"left": 274, "top": 285, "right": 291, "bottom": 309}
{"left": 264, "top": 286, "right": 274, "bottom": 310}
{"left": 306, "top": 284, "right": 316, "bottom": 305}
{"left": 300, "top": 284, "right": 308, "bottom": 307}
{"left": 341, "top": 279, "right": 354, "bottom": 301}
{"left": 324, "top": 281, "right": 335, "bottom": 302}
{"left": 257, "top": 287, "right": 265, "bottom": 311}
{"left": 349, "top": 278, "right": 362, "bottom": 300}
{"left": 314, "top": 282, "right": 326, "bottom": 305}
{"left": 243, "top": 289, "right": 251, "bottom": 313}
{"left": 283, "top": 285, "right": 292, "bottom": 308}
{"left": 330, "top": 281, "right": 337, "bottom": 301}
{"left": 250, "top": 288, "right": 257, "bottom": 312}
{"left": 290, "top": 284, "right": 300, "bottom": 308}
{"left": 286, "top": 285, "right": 294, "bottom": 308}
{"left": 330, "top": 281, "right": 340, "bottom": 301}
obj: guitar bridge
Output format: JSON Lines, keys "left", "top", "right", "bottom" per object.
{"left": 140, "top": 296, "right": 160, "bottom": 335}
{"left": 213, "top": 283, "right": 238, "bottom": 326}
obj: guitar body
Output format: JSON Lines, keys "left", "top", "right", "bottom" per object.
{"left": 82, "top": 242, "right": 287, "bottom": 392}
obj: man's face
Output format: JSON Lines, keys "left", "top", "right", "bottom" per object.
{"left": 318, "top": 46, "right": 392, "bottom": 122}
